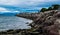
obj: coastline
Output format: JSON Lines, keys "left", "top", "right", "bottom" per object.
{"left": 16, "top": 13, "right": 40, "bottom": 20}
{"left": 0, "top": 10, "right": 60, "bottom": 35}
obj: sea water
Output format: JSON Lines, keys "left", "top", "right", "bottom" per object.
{"left": 0, "top": 16, "right": 33, "bottom": 31}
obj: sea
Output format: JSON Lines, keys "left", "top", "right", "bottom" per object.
{"left": 0, "top": 16, "right": 33, "bottom": 31}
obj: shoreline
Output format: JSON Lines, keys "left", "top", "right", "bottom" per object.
{"left": 0, "top": 10, "right": 60, "bottom": 35}
{"left": 16, "top": 13, "right": 40, "bottom": 20}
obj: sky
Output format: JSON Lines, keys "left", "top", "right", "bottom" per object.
{"left": 0, "top": 0, "right": 60, "bottom": 13}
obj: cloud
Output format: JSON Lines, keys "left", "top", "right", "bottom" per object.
{"left": 0, "top": 0, "right": 20, "bottom": 5}
{"left": 0, "top": 0, "right": 60, "bottom": 6}
{"left": 0, "top": 7, "right": 19, "bottom": 13}
{"left": 19, "top": 0, "right": 60, "bottom": 6}
{"left": 0, "top": 0, "right": 60, "bottom": 12}
{"left": 0, "top": 7, "right": 9, "bottom": 12}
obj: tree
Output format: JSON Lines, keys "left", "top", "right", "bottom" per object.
{"left": 40, "top": 8, "right": 47, "bottom": 12}
{"left": 52, "top": 4, "right": 60, "bottom": 10}
{"left": 39, "top": 4, "right": 60, "bottom": 13}
{"left": 48, "top": 7, "right": 53, "bottom": 10}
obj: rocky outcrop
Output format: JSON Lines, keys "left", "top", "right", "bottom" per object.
{"left": 16, "top": 13, "right": 40, "bottom": 20}
{"left": 0, "top": 10, "right": 60, "bottom": 35}
{"left": 29, "top": 10, "right": 60, "bottom": 35}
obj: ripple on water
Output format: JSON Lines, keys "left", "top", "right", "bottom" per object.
{"left": 0, "top": 16, "right": 33, "bottom": 31}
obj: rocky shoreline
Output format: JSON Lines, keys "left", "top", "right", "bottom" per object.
{"left": 16, "top": 13, "right": 40, "bottom": 20}
{"left": 0, "top": 10, "right": 60, "bottom": 35}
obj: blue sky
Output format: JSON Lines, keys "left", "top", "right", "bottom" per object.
{"left": 0, "top": 0, "right": 60, "bottom": 13}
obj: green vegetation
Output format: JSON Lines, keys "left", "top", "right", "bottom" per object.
{"left": 40, "top": 4, "right": 60, "bottom": 12}
{"left": 52, "top": 4, "right": 60, "bottom": 10}
{"left": 48, "top": 7, "right": 53, "bottom": 10}
{"left": 40, "top": 8, "right": 47, "bottom": 12}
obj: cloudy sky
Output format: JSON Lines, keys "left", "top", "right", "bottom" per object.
{"left": 0, "top": 0, "right": 60, "bottom": 13}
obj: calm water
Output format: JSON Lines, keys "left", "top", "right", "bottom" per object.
{"left": 0, "top": 16, "right": 33, "bottom": 31}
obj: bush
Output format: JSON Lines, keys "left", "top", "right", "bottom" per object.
{"left": 40, "top": 8, "right": 47, "bottom": 12}
{"left": 48, "top": 7, "right": 53, "bottom": 10}
{"left": 52, "top": 4, "right": 60, "bottom": 10}
{"left": 40, "top": 4, "right": 60, "bottom": 12}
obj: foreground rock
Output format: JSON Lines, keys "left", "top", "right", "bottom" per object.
{"left": 0, "top": 10, "right": 60, "bottom": 35}
{"left": 30, "top": 10, "right": 60, "bottom": 35}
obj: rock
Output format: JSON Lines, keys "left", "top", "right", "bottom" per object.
{"left": 29, "top": 10, "right": 60, "bottom": 35}
{"left": 0, "top": 10, "right": 60, "bottom": 35}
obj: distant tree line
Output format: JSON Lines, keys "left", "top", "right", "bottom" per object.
{"left": 40, "top": 4, "right": 60, "bottom": 12}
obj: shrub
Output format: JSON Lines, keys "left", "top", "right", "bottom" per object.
{"left": 52, "top": 4, "right": 60, "bottom": 10}
{"left": 48, "top": 7, "right": 53, "bottom": 10}
{"left": 40, "top": 8, "right": 47, "bottom": 12}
